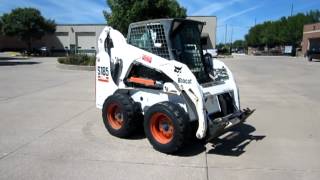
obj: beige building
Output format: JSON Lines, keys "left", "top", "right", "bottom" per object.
{"left": 187, "top": 16, "right": 217, "bottom": 49}
{"left": 0, "top": 24, "right": 105, "bottom": 55}
{"left": 0, "top": 17, "right": 217, "bottom": 54}
{"left": 46, "top": 24, "right": 105, "bottom": 54}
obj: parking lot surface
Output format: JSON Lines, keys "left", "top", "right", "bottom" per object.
{"left": 0, "top": 55, "right": 320, "bottom": 180}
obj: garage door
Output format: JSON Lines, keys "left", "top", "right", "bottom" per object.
{"left": 76, "top": 32, "right": 96, "bottom": 52}
{"left": 309, "top": 38, "right": 320, "bottom": 51}
{"left": 55, "top": 32, "right": 69, "bottom": 49}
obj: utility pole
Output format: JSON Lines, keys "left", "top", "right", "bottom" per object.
{"left": 254, "top": 18, "right": 257, "bottom": 26}
{"left": 290, "top": 2, "right": 295, "bottom": 56}
{"left": 230, "top": 27, "right": 233, "bottom": 44}
{"left": 224, "top": 24, "right": 228, "bottom": 45}
{"left": 230, "top": 26, "right": 233, "bottom": 53}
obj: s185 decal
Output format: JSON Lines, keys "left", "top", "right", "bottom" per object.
{"left": 97, "top": 66, "right": 109, "bottom": 82}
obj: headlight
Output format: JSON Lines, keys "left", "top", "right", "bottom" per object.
{"left": 213, "top": 66, "right": 229, "bottom": 81}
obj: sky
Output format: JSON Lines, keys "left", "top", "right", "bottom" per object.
{"left": 0, "top": 0, "right": 319, "bottom": 43}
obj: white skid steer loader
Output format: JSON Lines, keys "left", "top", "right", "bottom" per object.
{"left": 96, "top": 19, "right": 254, "bottom": 153}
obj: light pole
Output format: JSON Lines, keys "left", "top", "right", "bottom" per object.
{"left": 230, "top": 26, "right": 233, "bottom": 53}
{"left": 224, "top": 24, "right": 228, "bottom": 45}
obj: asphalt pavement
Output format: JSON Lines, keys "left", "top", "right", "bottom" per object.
{"left": 0, "top": 55, "right": 319, "bottom": 179}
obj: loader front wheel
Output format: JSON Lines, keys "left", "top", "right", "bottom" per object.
{"left": 144, "top": 102, "right": 189, "bottom": 153}
{"left": 102, "top": 93, "right": 138, "bottom": 138}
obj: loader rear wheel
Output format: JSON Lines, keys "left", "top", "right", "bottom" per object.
{"left": 144, "top": 102, "right": 189, "bottom": 153}
{"left": 102, "top": 93, "right": 138, "bottom": 138}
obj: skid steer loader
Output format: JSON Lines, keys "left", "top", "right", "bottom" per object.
{"left": 96, "top": 18, "right": 253, "bottom": 153}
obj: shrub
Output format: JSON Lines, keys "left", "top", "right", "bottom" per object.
{"left": 58, "top": 54, "right": 95, "bottom": 66}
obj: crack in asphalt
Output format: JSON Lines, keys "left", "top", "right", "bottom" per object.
{"left": 8, "top": 151, "right": 320, "bottom": 175}
{"left": 205, "top": 152, "right": 209, "bottom": 180}
{"left": 14, "top": 152, "right": 207, "bottom": 169}
{"left": 208, "top": 166, "right": 320, "bottom": 173}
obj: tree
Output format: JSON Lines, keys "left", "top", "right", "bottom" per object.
{"left": 245, "top": 24, "right": 264, "bottom": 47}
{"left": 233, "top": 40, "right": 247, "bottom": 49}
{"left": 307, "top": 10, "right": 320, "bottom": 22}
{"left": 245, "top": 10, "right": 320, "bottom": 47}
{"left": 1, "top": 8, "right": 56, "bottom": 52}
{"left": 103, "top": 0, "right": 187, "bottom": 35}
{"left": 216, "top": 43, "right": 231, "bottom": 55}
{"left": 0, "top": 16, "right": 3, "bottom": 35}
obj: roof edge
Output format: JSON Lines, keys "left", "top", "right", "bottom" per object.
{"left": 56, "top": 24, "right": 106, "bottom": 26}
{"left": 304, "top": 22, "right": 320, "bottom": 26}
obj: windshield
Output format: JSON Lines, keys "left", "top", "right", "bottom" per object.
{"left": 171, "top": 22, "right": 211, "bottom": 84}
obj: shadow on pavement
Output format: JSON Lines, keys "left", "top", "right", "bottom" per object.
{"left": 0, "top": 56, "right": 38, "bottom": 66}
{"left": 120, "top": 116, "right": 264, "bottom": 157}
{"left": 207, "top": 124, "right": 265, "bottom": 156}
{"left": 175, "top": 123, "right": 265, "bottom": 157}
{"left": 0, "top": 56, "right": 29, "bottom": 60}
{"left": 175, "top": 140, "right": 207, "bottom": 157}
{"left": 128, "top": 129, "right": 146, "bottom": 140}
{"left": 0, "top": 60, "right": 40, "bottom": 66}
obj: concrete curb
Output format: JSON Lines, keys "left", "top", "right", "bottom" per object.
{"left": 56, "top": 63, "right": 95, "bottom": 71}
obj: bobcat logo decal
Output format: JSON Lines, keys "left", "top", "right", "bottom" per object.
{"left": 174, "top": 66, "right": 182, "bottom": 73}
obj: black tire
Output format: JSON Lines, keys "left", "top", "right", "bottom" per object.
{"left": 308, "top": 56, "right": 312, "bottom": 62}
{"left": 102, "top": 93, "right": 139, "bottom": 138}
{"left": 204, "top": 53, "right": 212, "bottom": 60}
{"left": 144, "top": 102, "right": 190, "bottom": 153}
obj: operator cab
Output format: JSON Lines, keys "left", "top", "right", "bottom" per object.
{"left": 127, "top": 19, "right": 212, "bottom": 84}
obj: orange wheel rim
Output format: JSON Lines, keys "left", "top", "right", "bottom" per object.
{"left": 150, "top": 112, "right": 174, "bottom": 144}
{"left": 107, "top": 103, "right": 124, "bottom": 130}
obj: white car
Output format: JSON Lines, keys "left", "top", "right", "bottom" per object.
{"left": 203, "top": 48, "right": 218, "bottom": 58}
